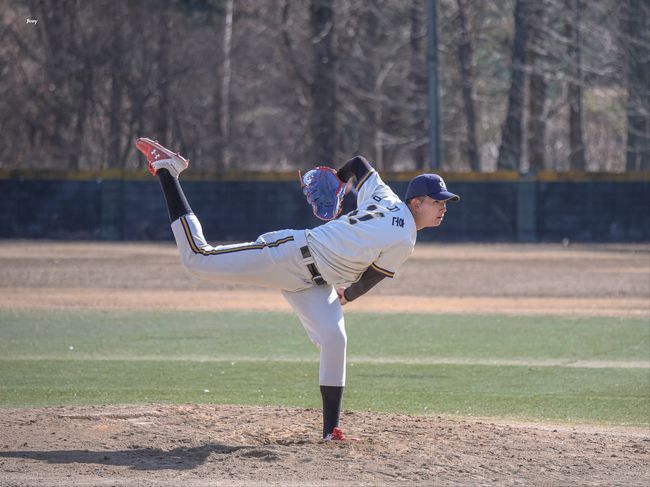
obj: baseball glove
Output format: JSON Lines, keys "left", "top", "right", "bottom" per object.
{"left": 300, "top": 166, "right": 345, "bottom": 221}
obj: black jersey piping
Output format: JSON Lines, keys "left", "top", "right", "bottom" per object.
{"left": 180, "top": 216, "right": 294, "bottom": 256}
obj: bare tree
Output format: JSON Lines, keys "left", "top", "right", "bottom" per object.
{"left": 565, "top": 0, "right": 586, "bottom": 171}
{"left": 526, "top": 0, "right": 548, "bottom": 173}
{"left": 362, "top": 1, "right": 384, "bottom": 169}
{"left": 497, "top": 0, "right": 530, "bottom": 171}
{"left": 37, "top": 0, "right": 81, "bottom": 168}
{"left": 212, "top": 0, "right": 234, "bottom": 171}
{"left": 454, "top": 0, "right": 480, "bottom": 171}
{"left": 408, "top": 0, "right": 427, "bottom": 169}
{"left": 0, "top": 0, "right": 638, "bottom": 173}
{"left": 623, "top": 0, "right": 650, "bottom": 171}
{"left": 220, "top": 0, "right": 234, "bottom": 169}
{"left": 310, "top": 0, "right": 337, "bottom": 163}
{"left": 106, "top": 4, "right": 125, "bottom": 170}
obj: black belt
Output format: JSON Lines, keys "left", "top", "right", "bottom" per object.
{"left": 300, "top": 246, "right": 326, "bottom": 285}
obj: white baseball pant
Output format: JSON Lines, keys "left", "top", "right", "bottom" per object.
{"left": 171, "top": 214, "right": 347, "bottom": 387}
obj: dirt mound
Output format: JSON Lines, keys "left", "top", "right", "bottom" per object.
{"left": 0, "top": 404, "right": 648, "bottom": 486}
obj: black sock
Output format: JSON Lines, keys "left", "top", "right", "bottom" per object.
{"left": 157, "top": 169, "right": 193, "bottom": 222}
{"left": 320, "top": 385, "right": 344, "bottom": 437}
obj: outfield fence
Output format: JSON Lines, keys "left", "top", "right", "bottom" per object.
{"left": 1, "top": 170, "right": 648, "bottom": 242}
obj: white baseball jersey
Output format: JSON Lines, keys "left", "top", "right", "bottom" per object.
{"left": 166, "top": 168, "right": 415, "bottom": 388}
{"left": 306, "top": 170, "right": 417, "bottom": 287}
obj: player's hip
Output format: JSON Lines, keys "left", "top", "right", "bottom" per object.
{"left": 261, "top": 229, "right": 327, "bottom": 291}
{"left": 171, "top": 217, "right": 326, "bottom": 291}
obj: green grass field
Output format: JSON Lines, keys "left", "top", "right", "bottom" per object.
{"left": 0, "top": 309, "right": 648, "bottom": 426}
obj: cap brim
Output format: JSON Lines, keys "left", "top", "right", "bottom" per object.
{"left": 430, "top": 191, "right": 460, "bottom": 202}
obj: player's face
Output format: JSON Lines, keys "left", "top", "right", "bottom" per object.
{"left": 420, "top": 197, "right": 447, "bottom": 228}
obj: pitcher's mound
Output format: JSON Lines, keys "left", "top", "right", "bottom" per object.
{"left": 0, "top": 404, "right": 648, "bottom": 486}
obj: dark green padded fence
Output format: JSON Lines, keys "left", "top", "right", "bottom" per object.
{"left": 0, "top": 175, "right": 648, "bottom": 242}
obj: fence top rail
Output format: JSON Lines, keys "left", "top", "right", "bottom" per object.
{"left": 0, "top": 169, "right": 648, "bottom": 183}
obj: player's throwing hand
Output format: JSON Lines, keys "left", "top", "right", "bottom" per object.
{"left": 336, "top": 288, "right": 348, "bottom": 306}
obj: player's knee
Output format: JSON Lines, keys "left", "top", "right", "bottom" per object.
{"left": 179, "top": 252, "right": 204, "bottom": 275}
{"left": 320, "top": 326, "right": 347, "bottom": 353}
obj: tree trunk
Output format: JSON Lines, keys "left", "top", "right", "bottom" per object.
{"left": 155, "top": 10, "right": 171, "bottom": 144}
{"left": 107, "top": 8, "right": 124, "bottom": 170}
{"left": 455, "top": 0, "right": 480, "bottom": 171}
{"left": 40, "top": 0, "right": 75, "bottom": 167}
{"left": 408, "top": 0, "right": 427, "bottom": 169}
{"left": 566, "top": 0, "right": 586, "bottom": 171}
{"left": 69, "top": 7, "right": 91, "bottom": 171}
{"left": 624, "top": 0, "right": 650, "bottom": 171}
{"left": 219, "top": 0, "right": 234, "bottom": 170}
{"left": 526, "top": 0, "right": 547, "bottom": 173}
{"left": 362, "top": 2, "right": 382, "bottom": 168}
{"left": 310, "top": 0, "right": 337, "bottom": 164}
{"left": 70, "top": 62, "right": 91, "bottom": 170}
{"left": 496, "top": 0, "right": 530, "bottom": 171}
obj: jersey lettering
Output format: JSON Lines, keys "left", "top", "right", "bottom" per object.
{"left": 371, "top": 194, "right": 400, "bottom": 213}
{"left": 392, "top": 216, "right": 404, "bottom": 228}
{"left": 347, "top": 205, "right": 385, "bottom": 225}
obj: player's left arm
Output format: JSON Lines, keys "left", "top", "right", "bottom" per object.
{"left": 337, "top": 155, "right": 398, "bottom": 206}
{"left": 336, "top": 155, "right": 372, "bottom": 184}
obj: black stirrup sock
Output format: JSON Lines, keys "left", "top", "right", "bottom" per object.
{"left": 320, "top": 385, "right": 344, "bottom": 437}
{"left": 157, "top": 168, "right": 193, "bottom": 223}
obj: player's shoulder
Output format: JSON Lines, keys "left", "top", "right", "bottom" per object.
{"left": 360, "top": 191, "right": 404, "bottom": 213}
{"left": 382, "top": 200, "right": 416, "bottom": 245}
{"left": 362, "top": 198, "right": 415, "bottom": 242}
{"left": 357, "top": 170, "right": 398, "bottom": 197}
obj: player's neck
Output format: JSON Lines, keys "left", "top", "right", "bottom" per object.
{"left": 408, "top": 205, "right": 425, "bottom": 231}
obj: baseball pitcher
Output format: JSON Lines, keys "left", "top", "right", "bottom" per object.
{"left": 136, "top": 138, "right": 460, "bottom": 441}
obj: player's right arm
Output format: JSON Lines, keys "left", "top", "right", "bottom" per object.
{"left": 338, "top": 266, "right": 387, "bottom": 304}
{"left": 337, "top": 238, "right": 414, "bottom": 304}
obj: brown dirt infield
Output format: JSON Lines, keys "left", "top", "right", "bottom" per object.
{"left": 0, "top": 241, "right": 648, "bottom": 486}
{"left": 1, "top": 404, "right": 648, "bottom": 487}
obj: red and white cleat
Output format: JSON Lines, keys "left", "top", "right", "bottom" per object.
{"left": 135, "top": 137, "right": 189, "bottom": 177}
{"left": 322, "top": 427, "right": 358, "bottom": 442}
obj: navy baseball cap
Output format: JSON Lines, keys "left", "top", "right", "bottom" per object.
{"left": 404, "top": 174, "right": 460, "bottom": 202}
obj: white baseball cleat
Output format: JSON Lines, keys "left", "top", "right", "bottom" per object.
{"left": 135, "top": 137, "right": 189, "bottom": 177}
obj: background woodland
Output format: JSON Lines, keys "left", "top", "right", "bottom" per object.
{"left": 1, "top": 0, "right": 648, "bottom": 172}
